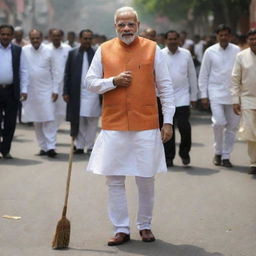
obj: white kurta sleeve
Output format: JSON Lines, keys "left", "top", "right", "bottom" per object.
{"left": 19, "top": 49, "right": 29, "bottom": 94}
{"left": 85, "top": 47, "right": 116, "bottom": 94}
{"left": 231, "top": 54, "right": 242, "bottom": 104}
{"left": 198, "top": 50, "right": 211, "bottom": 99}
{"left": 50, "top": 50, "right": 59, "bottom": 94}
{"left": 187, "top": 53, "right": 198, "bottom": 102}
{"left": 154, "top": 46, "right": 175, "bottom": 124}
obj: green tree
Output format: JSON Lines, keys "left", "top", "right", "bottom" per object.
{"left": 134, "top": 0, "right": 251, "bottom": 34}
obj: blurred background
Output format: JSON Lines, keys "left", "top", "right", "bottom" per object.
{"left": 0, "top": 0, "right": 256, "bottom": 37}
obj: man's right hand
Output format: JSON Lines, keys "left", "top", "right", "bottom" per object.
{"left": 233, "top": 104, "right": 241, "bottom": 115}
{"left": 201, "top": 98, "right": 209, "bottom": 109}
{"left": 113, "top": 71, "right": 132, "bottom": 87}
{"left": 63, "top": 94, "right": 70, "bottom": 103}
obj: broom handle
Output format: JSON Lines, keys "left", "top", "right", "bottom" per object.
{"left": 62, "top": 137, "right": 75, "bottom": 217}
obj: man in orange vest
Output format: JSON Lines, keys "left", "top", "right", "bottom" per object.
{"left": 86, "top": 6, "right": 175, "bottom": 245}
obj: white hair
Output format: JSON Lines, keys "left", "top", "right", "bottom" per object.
{"left": 114, "top": 6, "right": 139, "bottom": 23}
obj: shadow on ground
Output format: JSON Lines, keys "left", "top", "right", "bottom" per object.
{"left": 0, "top": 158, "right": 42, "bottom": 166}
{"left": 44, "top": 153, "right": 91, "bottom": 162}
{"left": 168, "top": 165, "right": 220, "bottom": 176}
{"left": 118, "top": 239, "right": 224, "bottom": 256}
{"left": 66, "top": 240, "right": 223, "bottom": 256}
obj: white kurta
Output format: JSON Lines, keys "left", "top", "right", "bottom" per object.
{"left": 85, "top": 45, "right": 175, "bottom": 177}
{"left": 22, "top": 44, "right": 59, "bottom": 122}
{"left": 199, "top": 43, "right": 240, "bottom": 104}
{"left": 80, "top": 52, "right": 101, "bottom": 117}
{"left": 231, "top": 48, "right": 256, "bottom": 142}
{"left": 161, "top": 47, "right": 198, "bottom": 107}
{"left": 48, "top": 43, "right": 71, "bottom": 118}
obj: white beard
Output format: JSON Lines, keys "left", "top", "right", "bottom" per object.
{"left": 116, "top": 31, "right": 138, "bottom": 45}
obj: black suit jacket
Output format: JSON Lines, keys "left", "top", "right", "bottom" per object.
{"left": 11, "top": 44, "right": 22, "bottom": 100}
{"left": 63, "top": 46, "right": 95, "bottom": 136}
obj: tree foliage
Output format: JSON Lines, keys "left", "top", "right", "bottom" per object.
{"left": 134, "top": 0, "right": 251, "bottom": 33}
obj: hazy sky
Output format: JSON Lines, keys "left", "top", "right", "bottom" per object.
{"left": 54, "top": 0, "right": 133, "bottom": 37}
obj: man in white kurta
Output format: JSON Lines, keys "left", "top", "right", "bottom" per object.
{"left": 77, "top": 48, "right": 101, "bottom": 153}
{"left": 231, "top": 29, "right": 256, "bottom": 174}
{"left": 63, "top": 30, "right": 101, "bottom": 154}
{"left": 161, "top": 30, "right": 198, "bottom": 166}
{"left": 49, "top": 29, "right": 71, "bottom": 127}
{"left": 22, "top": 29, "right": 59, "bottom": 157}
{"left": 86, "top": 7, "right": 175, "bottom": 245}
{"left": 199, "top": 24, "right": 240, "bottom": 167}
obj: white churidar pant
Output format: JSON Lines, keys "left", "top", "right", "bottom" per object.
{"left": 75, "top": 117, "right": 99, "bottom": 150}
{"left": 34, "top": 121, "right": 57, "bottom": 151}
{"left": 238, "top": 109, "right": 256, "bottom": 167}
{"left": 248, "top": 141, "right": 256, "bottom": 167}
{"left": 106, "top": 175, "right": 154, "bottom": 235}
{"left": 210, "top": 103, "right": 240, "bottom": 159}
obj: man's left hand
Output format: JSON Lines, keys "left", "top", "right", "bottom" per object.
{"left": 161, "top": 123, "right": 173, "bottom": 143}
{"left": 52, "top": 93, "right": 58, "bottom": 102}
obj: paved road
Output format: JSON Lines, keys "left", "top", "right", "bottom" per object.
{"left": 1, "top": 110, "right": 255, "bottom": 256}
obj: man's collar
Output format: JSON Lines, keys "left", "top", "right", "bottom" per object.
{"left": 167, "top": 46, "right": 180, "bottom": 55}
{"left": 52, "top": 42, "right": 63, "bottom": 49}
{"left": 218, "top": 42, "right": 229, "bottom": 50}
{"left": 32, "top": 43, "right": 43, "bottom": 51}
{"left": 0, "top": 43, "right": 12, "bottom": 49}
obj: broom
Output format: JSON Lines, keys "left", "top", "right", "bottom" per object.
{"left": 52, "top": 137, "right": 75, "bottom": 249}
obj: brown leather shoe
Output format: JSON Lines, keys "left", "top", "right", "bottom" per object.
{"left": 248, "top": 166, "right": 256, "bottom": 174}
{"left": 139, "top": 229, "right": 155, "bottom": 242}
{"left": 107, "top": 232, "right": 130, "bottom": 246}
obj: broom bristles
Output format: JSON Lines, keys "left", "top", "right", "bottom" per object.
{"left": 52, "top": 216, "right": 70, "bottom": 249}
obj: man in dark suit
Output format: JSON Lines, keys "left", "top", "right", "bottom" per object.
{"left": 0, "top": 25, "right": 28, "bottom": 159}
{"left": 63, "top": 29, "right": 101, "bottom": 153}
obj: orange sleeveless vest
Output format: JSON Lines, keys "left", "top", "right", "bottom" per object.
{"left": 101, "top": 37, "right": 159, "bottom": 131}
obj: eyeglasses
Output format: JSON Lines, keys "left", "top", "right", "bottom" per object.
{"left": 116, "top": 22, "right": 137, "bottom": 28}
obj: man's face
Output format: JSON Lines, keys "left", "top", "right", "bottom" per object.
{"left": 248, "top": 33, "right": 256, "bottom": 53}
{"left": 144, "top": 29, "right": 156, "bottom": 41}
{"left": 51, "top": 30, "right": 62, "bottom": 47}
{"left": 67, "top": 33, "right": 75, "bottom": 43}
{"left": 29, "top": 31, "right": 42, "bottom": 50}
{"left": 0, "top": 28, "right": 13, "bottom": 47}
{"left": 166, "top": 32, "right": 179, "bottom": 52}
{"left": 14, "top": 31, "right": 23, "bottom": 42}
{"left": 216, "top": 29, "right": 231, "bottom": 48}
{"left": 79, "top": 32, "right": 92, "bottom": 50}
{"left": 115, "top": 12, "right": 139, "bottom": 45}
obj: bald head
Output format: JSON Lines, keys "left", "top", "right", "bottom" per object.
{"left": 29, "top": 29, "right": 43, "bottom": 49}
{"left": 144, "top": 28, "right": 156, "bottom": 41}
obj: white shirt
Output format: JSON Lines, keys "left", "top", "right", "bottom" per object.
{"left": 86, "top": 45, "right": 175, "bottom": 124}
{"left": 48, "top": 43, "right": 71, "bottom": 117}
{"left": 0, "top": 43, "right": 28, "bottom": 93}
{"left": 194, "top": 40, "right": 205, "bottom": 63}
{"left": 161, "top": 47, "right": 198, "bottom": 107}
{"left": 48, "top": 43, "right": 71, "bottom": 86}
{"left": 198, "top": 43, "right": 240, "bottom": 104}
{"left": 80, "top": 51, "right": 101, "bottom": 117}
{"left": 181, "top": 39, "right": 194, "bottom": 50}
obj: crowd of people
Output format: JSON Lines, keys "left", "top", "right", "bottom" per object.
{"left": 0, "top": 6, "right": 255, "bottom": 246}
